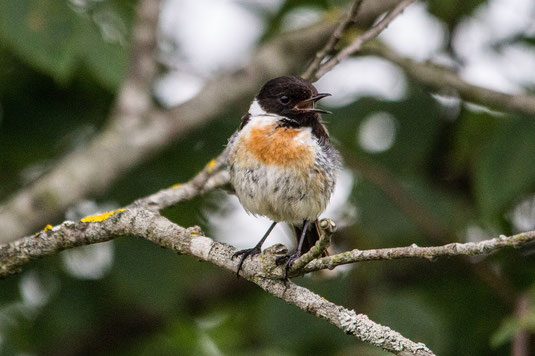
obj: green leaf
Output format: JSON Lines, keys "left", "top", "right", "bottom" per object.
{"left": 0, "top": 0, "right": 127, "bottom": 89}
{"left": 474, "top": 117, "right": 535, "bottom": 217}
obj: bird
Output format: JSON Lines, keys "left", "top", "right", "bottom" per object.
{"left": 226, "top": 76, "right": 340, "bottom": 278}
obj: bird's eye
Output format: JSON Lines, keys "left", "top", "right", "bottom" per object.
{"left": 279, "top": 95, "right": 290, "bottom": 104}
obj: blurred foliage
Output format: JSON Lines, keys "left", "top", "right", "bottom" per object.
{"left": 0, "top": 0, "right": 132, "bottom": 90}
{"left": 1, "top": 0, "right": 535, "bottom": 355}
{"left": 427, "top": 0, "right": 486, "bottom": 27}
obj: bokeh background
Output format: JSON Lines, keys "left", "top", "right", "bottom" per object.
{"left": 1, "top": 0, "right": 535, "bottom": 355}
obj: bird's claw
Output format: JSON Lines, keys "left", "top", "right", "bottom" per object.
{"left": 276, "top": 252, "right": 300, "bottom": 280}
{"left": 232, "top": 247, "right": 261, "bottom": 277}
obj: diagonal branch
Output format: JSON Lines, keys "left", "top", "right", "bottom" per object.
{"left": 313, "top": 0, "right": 417, "bottom": 80}
{"left": 0, "top": 20, "right": 333, "bottom": 243}
{"left": 134, "top": 152, "right": 230, "bottom": 211}
{"left": 302, "top": 0, "right": 364, "bottom": 81}
{"left": 364, "top": 43, "right": 535, "bottom": 116}
{"left": 0, "top": 1, "right": 407, "bottom": 243}
{"left": 2, "top": 193, "right": 534, "bottom": 354}
{"left": 0, "top": 207, "right": 434, "bottom": 356}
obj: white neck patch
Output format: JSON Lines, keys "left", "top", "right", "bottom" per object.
{"left": 248, "top": 99, "right": 268, "bottom": 117}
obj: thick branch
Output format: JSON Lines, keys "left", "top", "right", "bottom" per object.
{"left": 0, "top": 0, "right": 161, "bottom": 242}
{"left": 113, "top": 0, "right": 161, "bottom": 123}
{"left": 0, "top": 208, "right": 433, "bottom": 355}
{"left": 364, "top": 43, "right": 535, "bottom": 116}
{"left": 301, "top": 231, "right": 535, "bottom": 273}
{"left": 2, "top": 206, "right": 534, "bottom": 354}
{"left": 0, "top": 0, "right": 404, "bottom": 243}
{"left": 0, "top": 22, "right": 331, "bottom": 242}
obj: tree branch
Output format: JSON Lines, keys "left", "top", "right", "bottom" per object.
{"left": 2, "top": 148, "right": 533, "bottom": 355}
{"left": 364, "top": 43, "right": 535, "bottom": 116}
{"left": 0, "top": 1, "right": 408, "bottom": 243}
{"left": 302, "top": 0, "right": 364, "bottom": 81}
{"left": 301, "top": 231, "right": 535, "bottom": 273}
{"left": 113, "top": 0, "right": 161, "bottom": 124}
{"left": 342, "top": 151, "right": 518, "bottom": 305}
{"left": 511, "top": 293, "right": 532, "bottom": 356}
{"left": 289, "top": 218, "right": 336, "bottom": 273}
{"left": 134, "top": 152, "right": 230, "bottom": 212}
{"left": 0, "top": 21, "right": 331, "bottom": 243}
{"left": 313, "top": 0, "right": 417, "bottom": 80}
{"left": 0, "top": 207, "right": 434, "bottom": 355}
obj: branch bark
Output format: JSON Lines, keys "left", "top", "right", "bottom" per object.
{"left": 342, "top": 152, "right": 517, "bottom": 305}
{"left": 0, "top": 0, "right": 406, "bottom": 243}
{"left": 313, "top": 0, "right": 417, "bottom": 80}
{"left": 302, "top": 0, "right": 364, "bottom": 81}
{"left": 0, "top": 206, "right": 434, "bottom": 356}
{"left": 301, "top": 231, "right": 535, "bottom": 273}
{"left": 364, "top": 43, "right": 535, "bottom": 116}
{"left": 2, "top": 1, "right": 529, "bottom": 353}
{"left": 2, "top": 193, "right": 533, "bottom": 354}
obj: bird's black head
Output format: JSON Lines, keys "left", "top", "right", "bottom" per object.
{"left": 255, "top": 76, "right": 330, "bottom": 122}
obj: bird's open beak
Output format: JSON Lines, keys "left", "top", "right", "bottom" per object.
{"left": 294, "top": 93, "right": 331, "bottom": 114}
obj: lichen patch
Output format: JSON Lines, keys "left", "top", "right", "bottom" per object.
{"left": 205, "top": 158, "right": 217, "bottom": 172}
{"left": 80, "top": 208, "right": 126, "bottom": 223}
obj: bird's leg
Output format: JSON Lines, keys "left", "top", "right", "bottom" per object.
{"left": 232, "top": 221, "right": 277, "bottom": 277}
{"left": 276, "top": 219, "right": 311, "bottom": 279}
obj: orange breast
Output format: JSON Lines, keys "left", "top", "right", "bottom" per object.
{"left": 243, "top": 123, "right": 315, "bottom": 167}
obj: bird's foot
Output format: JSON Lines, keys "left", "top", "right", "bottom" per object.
{"left": 276, "top": 251, "right": 301, "bottom": 280}
{"left": 232, "top": 247, "right": 262, "bottom": 277}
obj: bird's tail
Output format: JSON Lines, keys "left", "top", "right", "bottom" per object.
{"left": 293, "top": 219, "right": 329, "bottom": 256}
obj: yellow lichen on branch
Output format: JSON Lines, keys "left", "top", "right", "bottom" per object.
{"left": 171, "top": 183, "right": 183, "bottom": 189}
{"left": 80, "top": 208, "right": 126, "bottom": 223}
{"left": 43, "top": 224, "right": 53, "bottom": 232}
{"left": 205, "top": 159, "right": 217, "bottom": 173}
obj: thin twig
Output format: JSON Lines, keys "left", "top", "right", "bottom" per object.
{"left": 290, "top": 219, "right": 336, "bottom": 273}
{"left": 314, "top": 0, "right": 417, "bottom": 80}
{"left": 134, "top": 151, "right": 229, "bottom": 211}
{"left": 302, "top": 0, "right": 364, "bottom": 81}
{"left": 343, "top": 151, "right": 517, "bottom": 305}
{"left": 301, "top": 231, "right": 535, "bottom": 273}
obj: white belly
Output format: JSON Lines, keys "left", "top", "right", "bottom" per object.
{"left": 230, "top": 163, "right": 329, "bottom": 224}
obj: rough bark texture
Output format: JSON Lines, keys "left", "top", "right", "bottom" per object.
{"left": 0, "top": 205, "right": 436, "bottom": 356}
{"left": 3, "top": 0, "right": 535, "bottom": 354}
{"left": 0, "top": 0, "right": 403, "bottom": 243}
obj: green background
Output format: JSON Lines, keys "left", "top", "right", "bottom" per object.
{"left": 1, "top": 0, "right": 535, "bottom": 354}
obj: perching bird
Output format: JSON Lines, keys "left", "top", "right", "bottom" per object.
{"left": 226, "top": 76, "right": 340, "bottom": 278}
